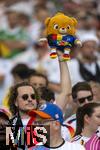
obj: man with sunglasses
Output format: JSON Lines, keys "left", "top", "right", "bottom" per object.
{"left": 8, "top": 82, "right": 38, "bottom": 117}
{"left": 27, "top": 103, "right": 85, "bottom": 150}
{"left": 73, "top": 82, "right": 93, "bottom": 107}
{"left": 61, "top": 82, "right": 94, "bottom": 141}
{"left": 8, "top": 82, "right": 39, "bottom": 149}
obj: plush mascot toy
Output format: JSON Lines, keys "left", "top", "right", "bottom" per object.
{"left": 45, "top": 12, "right": 81, "bottom": 61}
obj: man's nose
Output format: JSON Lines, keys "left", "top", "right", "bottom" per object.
{"left": 85, "top": 99, "right": 89, "bottom": 104}
{"left": 27, "top": 96, "right": 32, "bottom": 102}
{"left": 34, "top": 84, "right": 39, "bottom": 89}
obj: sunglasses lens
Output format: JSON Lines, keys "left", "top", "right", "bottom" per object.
{"left": 31, "top": 94, "right": 35, "bottom": 100}
{"left": 78, "top": 95, "right": 93, "bottom": 104}
{"left": 87, "top": 96, "right": 93, "bottom": 101}
{"left": 22, "top": 94, "right": 35, "bottom": 100}
{"left": 22, "top": 94, "right": 28, "bottom": 100}
{"left": 78, "top": 98, "right": 85, "bottom": 104}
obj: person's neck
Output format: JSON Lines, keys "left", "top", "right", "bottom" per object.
{"left": 82, "top": 126, "right": 94, "bottom": 138}
{"left": 49, "top": 133, "right": 64, "bottom": 147}
{"left": 19, "top": 111, "right": 29, "bottom": 119}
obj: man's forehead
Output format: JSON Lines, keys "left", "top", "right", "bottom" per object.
{"left": 18, "top": 86, "right": 34, "bottom": 92}
{"left": 30, "top": 76, "right": 46, "bottom": 83}
{"left": 77, "top": 90, "right": 92, "bottom": 96}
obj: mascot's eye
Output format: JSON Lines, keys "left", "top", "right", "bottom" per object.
{"left": 54, "top": 24, "right": 58, "bottom": 29}
{"left": 67, "top": 25, "right": 70, "bottom": 29}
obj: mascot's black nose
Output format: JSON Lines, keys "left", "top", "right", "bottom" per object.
{"left": 62, "top": 28, "right": 65, "bottom": 30}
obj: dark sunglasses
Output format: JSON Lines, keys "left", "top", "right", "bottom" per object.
{"left": 21, "top": 94, "right": 35, "bottom": 101}
{"left": 78, "top": 95, "right": 93, "bottom": 104}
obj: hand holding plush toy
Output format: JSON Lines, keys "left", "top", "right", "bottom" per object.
{"left": 45, "top": 12, "right": 81, "bottom": 61}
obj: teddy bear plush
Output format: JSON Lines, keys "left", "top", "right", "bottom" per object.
{"left": 45, "top": 12, "right": 81, "bottom": 61}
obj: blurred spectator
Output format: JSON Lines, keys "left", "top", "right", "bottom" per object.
{"left": 29, "top": 72, "right": 48, "bottom": 89}
{"left": 5, "top": 0, "right": 33, "bottom": 16}
{"left": 29, "top": 6, "right": 50, "bottom": 42}
{"left": 81, "top": 0, "right": 99, "bottom": 14}
{"left": 32, "top": 0, "right": 57, "bottom": 15}
{"left": 6, "top": 0, "right": 57, "bottom": 18}
{"left": 0, "top": 8, "right": 30, "bottom": 58}
{"left": 77, "top": 13, "right": 98, "bottom": 36}
{"left": 11, "top": 63, "right": 36, "bottom": 84}
{"left": 72, "top": 103, "right": 100, "bottom": 146}
{"left": 68, "top": 33, "right": 100, "bottom": 85}
{"left": 18, "top": 13, "right": 31, "bottom": 29}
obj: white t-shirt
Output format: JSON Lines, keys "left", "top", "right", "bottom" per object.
{"left": 72, "top": 135, "right": 90, "bottom": 146}
{"left": 29, "top": 140, "right": 85, "bottom": 150}
{"left": 61, "top": 114, "right": 76, "bottom": 141}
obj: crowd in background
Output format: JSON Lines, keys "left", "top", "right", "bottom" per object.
{"left": 0, "top": 0, "right": 100, "bottom": 150}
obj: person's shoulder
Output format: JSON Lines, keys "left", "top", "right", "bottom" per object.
{"left": 65, "top": 141, "right": 85, "bottom": 150}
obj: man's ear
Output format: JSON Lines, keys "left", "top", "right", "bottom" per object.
{"left": 84, "top": 114, "right": 90, "bottom": 124}
{"left": 45, "top": 17, "right": 51, "bottom": 27}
